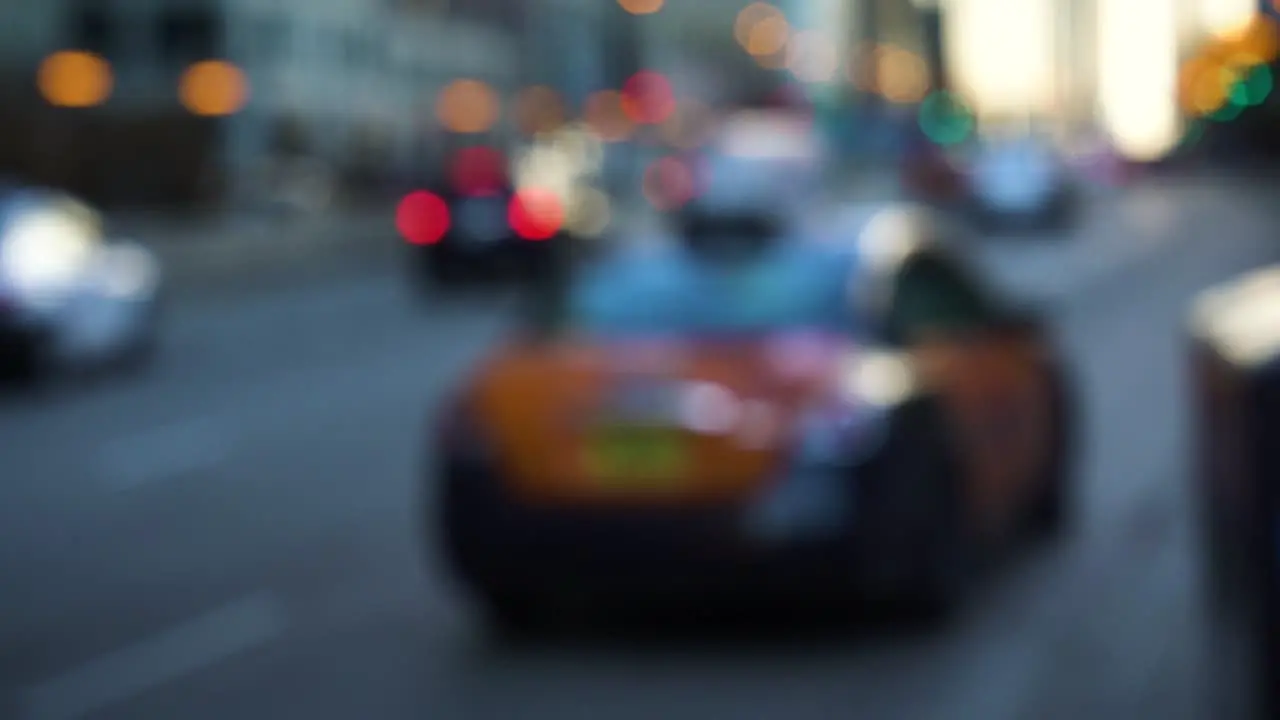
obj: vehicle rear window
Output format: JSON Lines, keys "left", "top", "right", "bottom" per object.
{"left": 566, "top": 243, "right": 860, "bottom": 337}
{"left": 888, "top": 253, "right": 995, "bottom": 338}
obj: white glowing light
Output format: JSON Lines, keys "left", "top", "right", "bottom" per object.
{"left": 841, "top": 351, "right": 915, "bottom": 406}
{"left": 1097, "top": 0, "right": 1180, "bottom": 161}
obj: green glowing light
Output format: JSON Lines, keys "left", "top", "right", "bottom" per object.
{"left": 1242, "top": 64, "right": 1273, "bottom": 105}
{"left": 917, "top": 91, "right": 974, "bottom": 145}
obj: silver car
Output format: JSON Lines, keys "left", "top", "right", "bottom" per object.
{"left": 0, "top": 185, "right": 162, "bottom": 380}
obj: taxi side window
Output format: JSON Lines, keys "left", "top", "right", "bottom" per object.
{"left": 887, "top": 252, "right": 997, "bottom": 341}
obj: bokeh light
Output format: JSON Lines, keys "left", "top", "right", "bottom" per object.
{"left": 449, "top": 146, "right": 506, "bottom": 195}
{"left": 642, "top": 156, "right": 697, "bottom": 211}
{"left": 621, "top": 71, "right": 676, "bottom": 124}
{"left": 509, "top": 188, "right": 563, "bottom": 240}
{"left": 1181, "top": 55, "right": 1235, "bottom": 115}
{"left": 514, "top": 85, "right": 566, "bottom": 136}
{"left": 618, "top": 0, "right": 663, "bottom": 14}
{"left": 1097, "top": 0, "right": 1180, "bottom": 160}
{"left": 917, "top": 91, "right": 975, "bottom": 145}
{"left": 735, "top": 3, "right": 785, "bottom": 49}
{"left": 396, "top": 191, "right": 450, "bottom": 245}
{"left": 786, "top": 31, "right": 838, "bottom": 83}
{"left": 876, "top": 45, "right": 930, "bottom": 103}
{"left": 1220, "top": 15, "right": 1280, "bottom": 65}
{"left": 584, "top": 90, "right": 635, "bottom": 141}
{"left": 37, "top": 51, "right": 112, "bottom": 108}
{"left": 1202, "top": 0, "right": 1258, "bottom": 40}
{"left": 178, "top": 60, "right": 248, "bottom": 116}
{"left": 747, "top": 16, "right": 790, "bottom": 57}
{"left": 437, "top": 79, "right": 500, "bottom": 134}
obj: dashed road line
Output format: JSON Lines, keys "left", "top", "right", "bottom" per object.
{"left": 97, "top": 416, "right": 233, "bottom": 491}
{"left": 20, "top": 592, "right": 287, "bottom": 720}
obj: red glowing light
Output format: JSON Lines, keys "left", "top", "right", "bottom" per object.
{"left": 396, "top": 190, "right": 450, "bottom": 245}
{"left": 508, "top": 188, "right": 563, "bottom": 240}
{"left": 621, "top": 71, "right": 676, "bottom": 124}
{"left": 449, "top": 146, "right": 506, "bottom": 195}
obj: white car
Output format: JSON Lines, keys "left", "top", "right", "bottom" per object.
{"left": 0, "top": 185, "right": 162, "bottom": 380}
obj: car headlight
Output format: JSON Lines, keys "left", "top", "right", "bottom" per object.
{"left": 1, "top": 207, "right": 98, "bottom": 289}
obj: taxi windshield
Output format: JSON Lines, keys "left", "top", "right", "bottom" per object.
{"left": 566, "top": 242, "right": 860, "bottom": 337}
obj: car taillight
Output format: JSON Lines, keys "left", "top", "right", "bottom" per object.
{"left": 508, "top": 188, "right": 563, "bottom": 240}
{"left": 397, "top": 190, "right": 450, "bottom": 245}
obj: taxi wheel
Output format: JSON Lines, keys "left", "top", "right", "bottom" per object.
{"left": 1027, "top": 366, "right": 1075, "bottom": 539}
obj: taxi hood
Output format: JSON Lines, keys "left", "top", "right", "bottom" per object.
{"left": 466, "top": 332, "right": 881, "bottom": 506}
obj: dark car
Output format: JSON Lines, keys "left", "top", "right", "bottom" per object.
{"left": 401, "top": 144, "right": 567, "bottom": 292}
{"left": 1190, "top": 266, "right": 1280, "bottom": 718}
{"left": 962, "top": 135, "right": 1078, "bottom": 233}
{"left": 426, "top": 203, "right": 1077, "bottom": 636}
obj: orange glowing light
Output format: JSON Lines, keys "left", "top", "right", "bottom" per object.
{"left": 437, "top": 79, "right": 500, "bottom": 134}
{"left": 37, "top": 51, "right": 112, "bottom": 107}
{"left": 514, "top": 85, "right": 565, "bottom": 135}
{"left": 1224, "top": 15, "right": 1280, "bottom": 65}
{"left": 735, "top": 3, "right": 784, "bottom": 49}
{"left": 179, "top": 60, "right": 248, "bottom": 116}
{"left": 618, "top": 0, "right": 663, "bottom": 14}
{"left": 746, "top": 16, "right": 790, "bottom": 57}
{"left": 1180, "top": 55, "right": 1235, "bottom": 115}
{"left": 584, "top": 90, "right": 635, "bottom": 141}
{"left": 876, "top": 46, "right": 929, "bottom": 103}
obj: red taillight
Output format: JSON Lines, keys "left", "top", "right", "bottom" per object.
{"left": 397, "top": 190, "right": 450, "bottom": 245}
{"left": 508, "top": 188, "right": 563, "bottom": 240}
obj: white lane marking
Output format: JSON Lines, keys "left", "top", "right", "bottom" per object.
{"left": 97, "top": 417, "right": 232, "bottom": 491}
{"left": 20, "top": 592, "right": 287, "bottom": 720}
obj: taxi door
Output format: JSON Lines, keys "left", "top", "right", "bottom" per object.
{"left": 885, "top": 250, "right": 1054, "bottom": 538}
{"left": 913, "top": 331, "right": 1053, "bottom": 538}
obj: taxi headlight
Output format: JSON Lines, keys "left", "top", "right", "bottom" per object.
{"left": 1, "top": 209, "right": 97, "bottom": 288}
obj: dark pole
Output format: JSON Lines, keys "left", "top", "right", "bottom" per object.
{"left": 921, "top": 8, "right": 946, "bottom": 93}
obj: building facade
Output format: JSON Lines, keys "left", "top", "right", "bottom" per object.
{"left": 0, "top": 0, "right": 522, "bottom": 207}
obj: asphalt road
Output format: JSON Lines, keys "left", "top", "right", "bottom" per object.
{"left": 1, "top": 177, "right": 1276, "bottom": 719}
